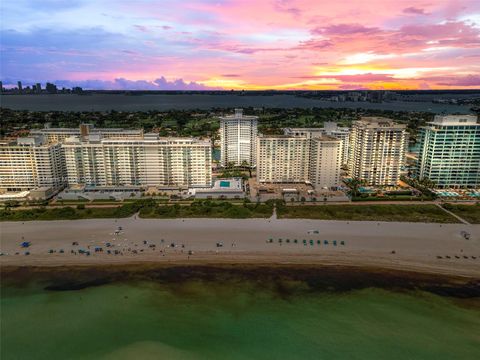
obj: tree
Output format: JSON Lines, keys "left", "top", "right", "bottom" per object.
{"left": 345, "top": 177, "right": 366, "bottom": 197}
{"left": 4, "top": 200, "right": 20, "bottom": 209}
{"left": 226, "top": 161, "right": 236, "bottom": 170}
{"left": 241, "top": 160, "right": 252, "bottom": 177}
{"left": 419, "top": 177, "right": 436, "bottom": 189}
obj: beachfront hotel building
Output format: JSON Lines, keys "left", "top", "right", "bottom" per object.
{"left": 256, "top": 134, "right": 341, "bottom": 189}
{"left": 0, "top": 136, "right": 66, "bottom": 192}
{"left": 284, "top": 122, "right": 350, "bottom": 166}
{"left": 348, "top": 117, "right": 407, "bottom": 186}
{"left": 30, "top": 123, "right": 144, "bottom": 143}
{"left": 62, "top": 133, "right": 212, "bottom": 188}
{"left": 415, "top": 115, "right": 480, "bottom": 188}
{"left": 219, "top": 109, "right": 258, "bottom": 167}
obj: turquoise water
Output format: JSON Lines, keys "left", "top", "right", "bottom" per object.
{"left": 1, "top": 281, "right": 479, "bottom": 359}
{"left": 220, "top": 181, "right": 231, "bottom": 188}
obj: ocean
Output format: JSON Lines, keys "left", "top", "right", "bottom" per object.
{"left": 2, "top": 279, "right": 479, "bottom": 359}
{"left": 0, "top": 94, "right": 474, "bottom": 113}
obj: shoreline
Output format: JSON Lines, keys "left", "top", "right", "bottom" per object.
{"left": 2, "top": 263, "right": 479, "bottom": 299}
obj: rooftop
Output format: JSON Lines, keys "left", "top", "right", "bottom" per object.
{"left": 219, "top": 108, "right": 258, "bottom": 121}
{"left": 429, "top": 115, "right": 478, "bottom": 126}
{"left": 356, "top": 117, "right": 406, "bottom": 129}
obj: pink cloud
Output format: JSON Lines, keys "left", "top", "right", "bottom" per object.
{"left": 330, "top": 74, "right": 395, "bottom": 82}
{"left": 5, "top": 0, "right": 480, "bottom": 90}
{"left": 431, "top": 75, "right": 480, "bottom": 87}
{"left": 296, "top": 73, "right": 394, "bottom": 82}
{"left": 338, "top": 84, "right": 369, "bottom": 90}
{"left": 312, "top": 23, "right": 380, "bottom": 36}
{"left": 403, "top": 7, "right": 428, "bottom": 15}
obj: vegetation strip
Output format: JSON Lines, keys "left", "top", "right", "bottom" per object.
{"left": 276, "top": 203, "right": 461, "bottom": 223}
{"left": 2, "top": 199, "right": 476, "bottom": 223}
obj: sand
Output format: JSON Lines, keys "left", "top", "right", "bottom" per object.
{"left": 1, "top": 216, "right": 479, "bottom": 278}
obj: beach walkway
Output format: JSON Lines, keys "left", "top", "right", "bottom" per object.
{"left": 436, "top": 204, "right": 470, "bottom": 225}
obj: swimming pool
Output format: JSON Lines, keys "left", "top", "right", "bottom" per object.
{"left": 219, "top": 181, "right": 231, "bottom": 188}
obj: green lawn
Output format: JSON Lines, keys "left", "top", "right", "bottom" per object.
{"left": 277, "top": 204, "right": 459, "bottom": 223}
{"left": 442, "top": 204, "right": 480, "bottom": 224}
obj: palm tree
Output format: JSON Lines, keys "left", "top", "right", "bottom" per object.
{"left": 227, "top": 161, "right": 235, "bottom": 171}
{"left": 419, "top": 177, "right": 436, "bottom": 189}
{"left": 345, "top": 177, "right": 366, "bottom": 197}
{"left": 241, "top": 160, "right": 252, "bottom": 177}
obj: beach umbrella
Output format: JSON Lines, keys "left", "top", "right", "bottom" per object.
{"left": 21, "top": 241, "right": 30, "bottom": 248}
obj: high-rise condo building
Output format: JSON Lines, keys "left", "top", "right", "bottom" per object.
{"left": 284, "top": 122, "right": 350, "bottom": 166}
{"left": 416, "top": 115, "right": 479, "bottom": 188}
{"left": 31, "top": 123, "right": 144, "bottom": 143}
{"left": 219, "top": 109, "right": 258, "bottom": 167}
{"left": 348, "top": 117, "right": 407, "bottom": 186}
{"left": 256, "top": 134, "right": 341, "bottom": 189}
{"left": 0, "top": 136, "right": 66, "bottom": 192}
{"left": 62, "top": 133, "right": 212, "bottom": 188}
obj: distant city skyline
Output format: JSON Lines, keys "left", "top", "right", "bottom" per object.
{"left": 1, "top": 0, "right": 480, "bottom": 90}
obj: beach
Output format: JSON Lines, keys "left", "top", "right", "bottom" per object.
{"left": 2, "top": 217, "right": 480, "bottom": 359}
{"left": 1, "top": 216, "right": 479, "bottom": 278}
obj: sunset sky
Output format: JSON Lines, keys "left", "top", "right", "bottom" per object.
{"left": 1, "top": 0, "right": 480, "bottom": 90}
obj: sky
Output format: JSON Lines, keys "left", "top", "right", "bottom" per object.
{"left": 1, "top": 0, "right": 480, "bottom": 90}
